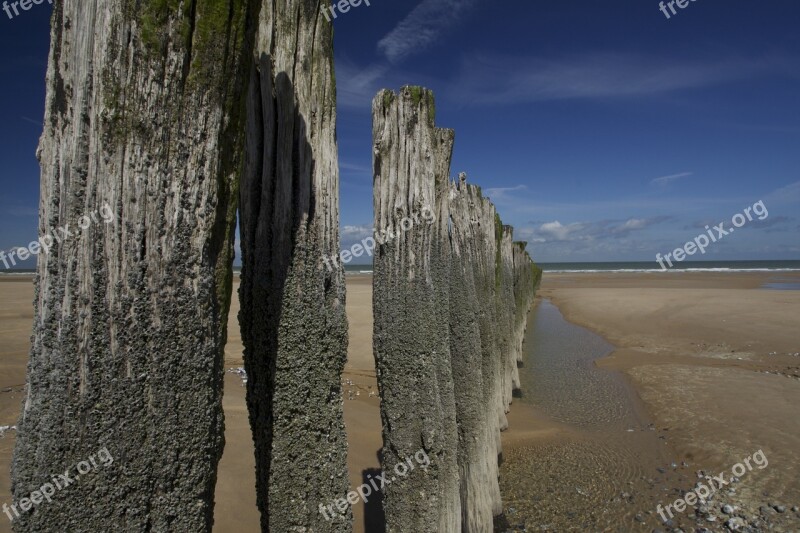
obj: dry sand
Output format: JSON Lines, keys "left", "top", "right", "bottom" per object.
{"left": 0, "top": 277, "right": 30, "bottom": 533}
{"left": 2, "top": 271, "right": 800, "bottom": 532}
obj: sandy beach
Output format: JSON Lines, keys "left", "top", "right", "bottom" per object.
{"left": 540, "top": 271, "right": 800, "bottom": 486}
{"left": 502, "top": 271, "right": 800, "bottom": 531}
{"left": 2, "top": 271, "right": 800, "bottom": 532}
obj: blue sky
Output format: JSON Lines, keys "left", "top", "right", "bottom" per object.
{"left": 1, "top": 1, "right": 799, "bottom": 267}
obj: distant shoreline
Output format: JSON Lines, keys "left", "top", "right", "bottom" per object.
{"left": 6, "top": 260, "right": 800, "bottom": 278}
{"left": 540, "top": 260, "right": 800, "bottom": 273}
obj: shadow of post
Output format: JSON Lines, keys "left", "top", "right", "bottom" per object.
{"left": 362, "top": 466, "right": 386, "bottom": 533}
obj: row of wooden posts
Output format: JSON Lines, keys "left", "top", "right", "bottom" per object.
{"left": 10, "top": 2, "right": 539, "bottom": 532}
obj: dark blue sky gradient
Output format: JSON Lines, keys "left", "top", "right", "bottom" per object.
{"left": 1, "top": 1, "right": 798, "bottom": 266}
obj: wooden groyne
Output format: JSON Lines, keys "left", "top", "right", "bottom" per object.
{"left": 372, "top": 87, "right": 541, "bottom": 532}
{"left": 12, "top": 4, "right": 539, "bottom": 530}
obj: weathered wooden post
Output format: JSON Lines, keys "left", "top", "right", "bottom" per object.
{"left": 498, "top": 224, "right": 519, "bottom": 412}
{"left": 372, "top": 87, "right": 461, "bottom": 532}
{"left": 12, "top": 0, "right": 256, "bottom": 530}
{"left": 449, "top": 175, "right": 503, "bottom": 531}
{"left": 238, "top": 1, "right": 351, "bottom": 531}
{"left": 512, "top": 242, "right": 539, "bottom": 370}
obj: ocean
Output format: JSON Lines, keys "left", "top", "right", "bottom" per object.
{"left": 537, "top": 260, "right": 800, "bottom": 273}
{"left": 4, "top": 261, "right": 799, "bottom": 277}
{"left": 343, "top": 260, "right": 800, "bottom": 275}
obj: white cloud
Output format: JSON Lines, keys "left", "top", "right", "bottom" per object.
{"left": 377, "top": 0, "right": 479, "bottom": 63}
{"left": 537, "top": 221, "right": 585, "bottom": 241}
{"left": 334, "top": 59, "right": 437, "bottom": 112}
{"left": 616, "top": 218, "right": 648, "bottom": 231}
{"left": 341, "top": 225, "right": 374, "bottom": 240}
{"left": 450, "top": 53, "right": 780, "bottom": 106}
{"left": 651, "top": 172, "right": 692, "bottom": 187}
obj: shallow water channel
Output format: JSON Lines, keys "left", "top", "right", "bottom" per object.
{"left": 498, "top": 299, "right": 681, "bottom": 531}
{"left": 516, "top": 299, "right": 631, "bottom": 429}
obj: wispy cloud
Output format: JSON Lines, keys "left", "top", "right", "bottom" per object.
{"left": 336, "top": 60, "right": 388, "bottom": 110}
{"left": 377, "top": 0, "right": 479, "bottom": 63}
{"left": 526, "top": 216, "right": 671, "bottom": 244}
{"left": 334, "top": 57, "right": 443, "bottom": 112}
{"left": 484, "top": 185, "right": 527, "bottom": 203}
{"left": 21, "top": 116, "right": 42, "bottom": 127}
{"left": 750, "top": 215, "right": 793, "bottom": 231}
{"left": 340, "top": 161, "right": 372, "bottom": 176}
{"left": 450, "top": 52, "right": 781, "bottom": 106}
{"left": 684, "top": 219, "right": 717, "bottom": 231}
{"left": 685, "top": 215, "right": 792, "bottom": 233}
{"left": 764, "top": 180, "right": 800, "bottom": 204}
{"left": 616, "top": 218, "right": 663, "bottom": 232}
{"left": 651, "top": 171, "right": 692, "bottom": 187}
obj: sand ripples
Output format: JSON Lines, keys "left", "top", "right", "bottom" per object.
{"left": 501, "top": 439, "right": 654, "bottom": 530}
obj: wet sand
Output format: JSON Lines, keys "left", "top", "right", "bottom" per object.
{"left": 499, "top": 298, "right": 675, "bottom": 530}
